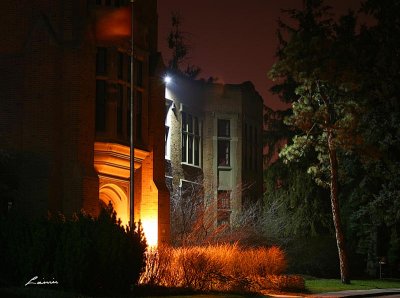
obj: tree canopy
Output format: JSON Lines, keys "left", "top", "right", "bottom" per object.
{"left": 266, "top": 0, "right": 400, "bottom": 280}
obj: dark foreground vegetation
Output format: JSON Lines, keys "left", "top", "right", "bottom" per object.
{"left": 0, "top": 207, "right": 306, "bottom": 296}
{"left": 0, "top": 206, "right": 147, "bottom": 296}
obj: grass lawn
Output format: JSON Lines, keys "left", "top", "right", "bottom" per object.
{"left": 305, "top": 278, "right": 400, "bottom": 294}
{"left": 3, "top": 280, "right": 400, "bottom": 297}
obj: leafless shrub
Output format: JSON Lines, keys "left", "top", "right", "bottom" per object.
{"left": 266, "top": 274, "right": 305, "bottom": 292}
{"left": 139, "top": 246, "right": 172, "bottom": 286}
{"left": 169, "top": 176, "right": 232, "bottom": 246}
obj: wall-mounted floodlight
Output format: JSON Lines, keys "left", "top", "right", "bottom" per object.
{"left": 164, "top": 75, "right": 172, "bottom": 85}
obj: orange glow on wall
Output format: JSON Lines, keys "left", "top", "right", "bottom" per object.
{"left": 141, "top": 217, "right": 158, "bottom": 247}
{"left": 94, "top": 142, "right": 161, "bottom": 246}
{"left": 95, "top": 6, "right": 131, "bottom": 42}
{"left": 99, "top": 183, "right": 129, "bottom": 227}
{"left": 140, "top": 181, "right": 159, "bottom": 247}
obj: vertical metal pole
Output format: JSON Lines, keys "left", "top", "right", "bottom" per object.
{"left": 129, "top": 0, "right": 135, "bottom": 230}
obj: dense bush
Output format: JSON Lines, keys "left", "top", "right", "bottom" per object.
{"left": 140, "top": 244, "right": 303, "bottom": 293}
{"left": 0, "top": 206, "right": 147, "bottom": 295}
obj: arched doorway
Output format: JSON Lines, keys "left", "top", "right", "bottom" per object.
{"left": 99, "top": 183, "right": 129, "bottom": 226}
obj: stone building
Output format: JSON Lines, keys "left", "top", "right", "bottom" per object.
{"left": 165, "top": 73, "right": 263, "bottom": 234}
{"left": 0, "top": 0, "right": 169, "bottom": 245}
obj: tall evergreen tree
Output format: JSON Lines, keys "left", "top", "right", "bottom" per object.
{"left": 269, "top": 0, "right": 362, "bottom": 283}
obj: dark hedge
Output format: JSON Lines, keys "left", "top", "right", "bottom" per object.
{"left": 0, "top": 205, "right": 147, "bottom": 296}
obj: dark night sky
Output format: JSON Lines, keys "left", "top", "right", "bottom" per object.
{"left": 157, "top": 0, "right": 361, "bottom": 110}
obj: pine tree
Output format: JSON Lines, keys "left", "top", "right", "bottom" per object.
{"left": 269, "top": 0, "right": 362, "bottom": 283}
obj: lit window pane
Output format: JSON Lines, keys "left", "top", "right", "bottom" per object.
{"left": 182, "top": 112, "right": 201, "bottom": 166}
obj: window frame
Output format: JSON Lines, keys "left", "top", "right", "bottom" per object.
{"left": 181, "top": 110, "right": 202, "bottom": 167}
{"left": 217, "top": 119, "right": 231, "bottom": 167}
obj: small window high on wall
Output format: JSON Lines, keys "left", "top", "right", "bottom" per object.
{"left": 217, "top": 119, "right": 230, "bottom": 167}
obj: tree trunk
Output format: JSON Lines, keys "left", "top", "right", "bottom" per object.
{"left": 327, "top": 130, "right": 350, "bottom": 284}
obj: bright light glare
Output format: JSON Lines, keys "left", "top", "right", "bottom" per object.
{"left": 164, "top": 75, "right": 172, "bottom": 84}
{"left": 141, "top": 218, "right": 158, "bottom": 248}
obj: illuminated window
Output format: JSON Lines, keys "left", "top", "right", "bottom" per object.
{"left": 217, "top": 119, "right": 230, "bottom": 167}
{"left": 164, "top": 98, "right": 174, "bottom": 160}
{"left": 182, "top": 111, "right": 201, "bottom": 166}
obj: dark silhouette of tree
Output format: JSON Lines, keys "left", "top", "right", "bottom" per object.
{"left": 346, "top": 0, "right": 400, "bottom": 276}
{"left": 167, "top": 12, "right": 201, "bottom": 78}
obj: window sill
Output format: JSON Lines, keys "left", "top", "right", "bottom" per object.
{"left": 217, "top": 165, "right": 232, "bottom": 170}
{"left": 181, "top": 162, "right": 202, "bottom": 169}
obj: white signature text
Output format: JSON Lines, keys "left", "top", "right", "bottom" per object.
{"left": 25, "top": 276, "right": 59, "bottom": 286}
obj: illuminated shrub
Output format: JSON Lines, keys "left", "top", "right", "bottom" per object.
{"left": 140, "top": 243, "right": 296, "bottom": 292}
{"left": 267, "top": 274, "right": 305, "bottom": 291}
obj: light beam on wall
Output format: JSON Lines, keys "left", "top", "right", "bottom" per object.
{"left": 141, "top": 217, "right": 158, "bottom": 247}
